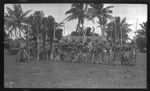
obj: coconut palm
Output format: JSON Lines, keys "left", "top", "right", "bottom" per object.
{"left": 65, "top": 3, "right": 88, "bottom": 32}
{"left": 65, "top": 3, "right": 90, "bottom": 44}
{"left": 42, "top": 16, "right": 63, "bottom": 60}
{"left": 136, "top": 22, "right": 147, "bottom": 38}
{"left": 5, "top": 4, "right": 31, "bottom": 58}
{"left": 5, "top": 4, "right": 31, "bottom": 39}
{"left": 106, "top": 17, "right": 132, "bottom": 45}
{"left": 135, "top": 21, "right": 147, "bottom": 51}
{"left": 27, "top": 13, "right": 63, "bottom": 60}
{"left": 27, "top": 11, "right": 44, "bottom": 61}
{"left": 44, "top": 15, "right": 55, "bottom": 60}
{"left": 87, "top": 3, "right": 114, "bottom": 36}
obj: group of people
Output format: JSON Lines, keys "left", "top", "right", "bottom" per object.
{"left": 13, "top": 36, "right": 138, "bottom": 66}
{"left": 53, "top": 38, "right": 138, "bottom": 65}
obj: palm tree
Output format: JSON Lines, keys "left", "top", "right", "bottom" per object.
{"left": 25, "top": 11, "right": 45, "bottom": 61}
{"left": 106, "top": 17, "right": 131, "bottom": 45}
{"left": 45, "top": 15, "right": 55, "bottom": 60}
{"left": 65, "top": 3, "right": 88, "bottom": 32}
{"left": 65, "top": 3, "right": 89, "bottom": 44}
{"left": 5, "top": 4, "right": 31, "bottom": 57}
{"left": 136, "top": 22, "right": 147, "bottom": 38}
{"left": 27, "top": 13, "right": 58, "bottom": 60}
{"left": 135, "top": 21, "right": 147, "bottom": 51}
{"left": 5, "top": 4, "right": 31, "bottom": 39}
{"left": 87, "top": 3, "right": 114, "bottom": 37}
{"left": 33, "top": 11, "right": 44, "bottom": 61}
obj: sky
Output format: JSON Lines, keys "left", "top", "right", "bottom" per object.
{"left": 4, "top": 4, "right": 147, "bottom": 39}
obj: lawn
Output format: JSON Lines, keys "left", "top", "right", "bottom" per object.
{"left": 4, "top": 49, "right": 146, "bottom": 88}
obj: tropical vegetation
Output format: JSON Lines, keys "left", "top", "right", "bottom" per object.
{"left": 4, "top": 4, "right": 146, "bottom": 66}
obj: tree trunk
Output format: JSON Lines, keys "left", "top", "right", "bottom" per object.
{"left": 45, "top": 30, "right": 48, "bottom": 60}
{"left": 19, "top": 28, "right": 22, "bottom": 38}
{"left": 37, "top": 25, "right": 39, "bottom": 61}
{"left": 51, "top": 44, "right": 54, "bottom": 60}
{"left": 81, "top": 21, "right": 86, "bottom": 45}
{"left": 76, "top": 19, "right": 80, "bottom": 32}
{"left": 50, "top": 25, "right": 55, "bottom": 60}
{"left": 121, "top": 29, "right": 122, "bottom": 46}
{"left": 115, "top": 29, "right": 117, "bottom": 44}
{"left": 8, "top": 29, "right": 12, "bottom": 49}
{"left": 14, "top": 30, "right": 18, "bottom": 39}
{"left": 101, "top": 25, "right": 104, "bottom": 36}
{"left": 111, "top": 30, "right": 113, "bottom": 43}
{"left": 27, "top": 26, "right": 30, "bottom": 61}
{"left": 82, "top": 26, "right": 85, "bottom": 44}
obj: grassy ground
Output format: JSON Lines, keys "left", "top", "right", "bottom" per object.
{"left": 4, "top": 49, "right": 146, "bottom": 88}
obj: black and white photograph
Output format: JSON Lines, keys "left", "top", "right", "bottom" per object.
{"left": 4, "top": 3, "right": 147, "bottom": 88}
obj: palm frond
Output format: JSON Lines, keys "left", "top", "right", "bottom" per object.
{"left": 65, "top": 8, "right": 74, "bottom": 15}
{"left": 13, "top": 4, "right": 23, "bottom": 18}
{"left": 105, "top": 6, "right": 114, "bottom": 10}
{"left": 21, "top": 10, "right": 32, "bottom": 19}
{"left": 103, "top": 14, "right": 113, "bottom": 19}
{"left": 140, "top": 22, "right": 147, "bottom": 31}
{"left": 6, "top": 7, "right": 14, "bottom": 17}
{"left": 90, "top": 4, "right": 104, "bottom": 11}
{"left": 120, "top": 17, "right": 126, "bottom": 25}
{"left": 55, "top": 21, "right": 65, "bottom": 28}
{"left": 65, "top": 14, "right": 77, "bottom": 22}
{"left": 86, "top": 8, "right": 97, "bottom": 18}
{"left": 102, "top": 9, "right": 113, "bottom": 14}
{"left": 83, "top": 4, "right": 88, "bottom": 12}
{"left": 65, "top": 8, "right": 80, "bottom": 15}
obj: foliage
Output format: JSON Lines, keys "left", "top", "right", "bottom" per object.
{"left": 5, "top": 4, "right": 31, "bottom": 39}
{"left": 70, "top": 27, "right": 99, "bottom": 36}
{"left": 55, "top": 28, "right": 63, "bottom": 42}
{"left": 4, "top": 4, "right": 138, "bottom": 66}
{"left": 65, "top": 3, "right": 89, "bottom": 32}
{"left": 135, "top": 22, "right": 147, "bottom": 52}
{"left": 87, "top": 3, "right": 114, "bottom": 36}
{"left": 106, "top": 17, "right": 132, "bottom": 44}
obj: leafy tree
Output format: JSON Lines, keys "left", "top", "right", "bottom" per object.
{"left": 65, "top": 3, "right": 88, "bottom": 32}
{"left": 32, "top": 11, "right": 44, "bottom": 61}
{"left": 135, "top": 22, "right": 147, "bottom": 52}
{"left": 5, "top": 4, "right": 31, "bottom": 39}
{"left": 26, "top": 12, "right": 63, "bottom": 60}
{"left": 87, "top": 3, "right": 113, "bottom": 36}
{"left": 55, "top": 28, "right": 63, "bottom": 42}
{"left": 106, "top": 17, "right": 132, "bottom": 45}
{"left": 65, "top": 3, "right": 91, "bottom": 44}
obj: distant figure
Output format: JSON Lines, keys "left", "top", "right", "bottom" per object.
{"left": 87, "top": 40, "right": 93, "bottom": 52}
{"left": 92, "top": 27, "right": 95, "bottom": 36}
{"left": 17, "top": 38, "right": 29, "bottom": 62}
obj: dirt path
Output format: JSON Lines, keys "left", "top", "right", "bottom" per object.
{"left": 4, "top": 49, "right": 146, "bottom": 88}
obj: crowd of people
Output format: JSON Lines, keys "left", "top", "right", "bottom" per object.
{"left": 8, "top": 36, "right": 138, "bottom": 66}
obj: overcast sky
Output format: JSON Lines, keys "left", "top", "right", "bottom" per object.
{"left": 4, "top": 4, "right": 147, "bottom": 39}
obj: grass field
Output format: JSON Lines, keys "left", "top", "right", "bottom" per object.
{"left": 4, "top": 49, "right": 147, "bottom": 88}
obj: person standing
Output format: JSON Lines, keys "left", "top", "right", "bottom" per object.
{"left": 16, "top": 38, "right": 29, "bottom": 62}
